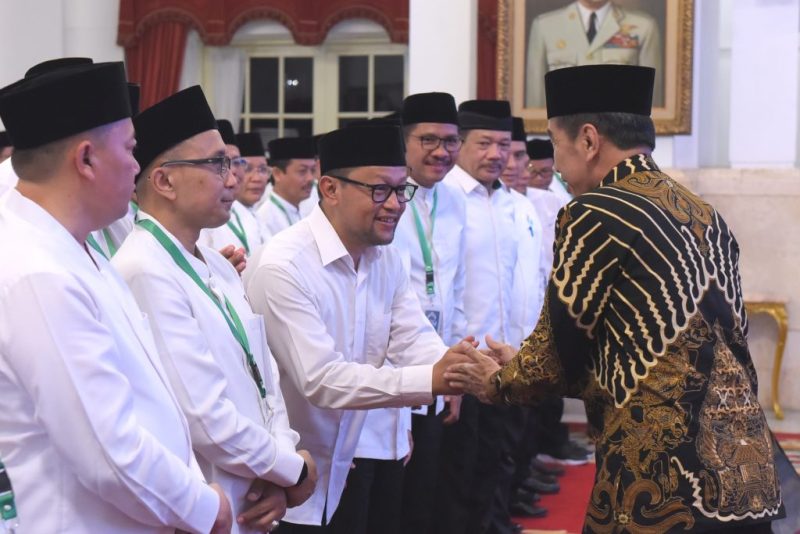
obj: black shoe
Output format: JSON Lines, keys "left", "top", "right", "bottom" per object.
{"left": 513, "top": 486, "right": 540, "bottom": 503}
{"left": 528, "top": 469, "right": 558, "bottom": 485}
{"left": 521, "top": 475, "right": 560, "bottom": 495}
{"left": 531, "top": 457, "right": 565, "bottom": 477}
{"left": 509, "top": 501, "right": 548, "bottom": 518}
{"left": 538, "top": 440, "right": 593, "bottom": 465}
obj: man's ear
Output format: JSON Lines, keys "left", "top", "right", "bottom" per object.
{"left": 149, "top": 166, "right": 178, "bottom": 201}
{"left": 580, "top": 123, "right": 601, "bottom": 162}
{"left": 317, "top": 175, "right": 339, "bottom": 206}
{"left": 73, "top": 140, "right": 95, "bottom": 180}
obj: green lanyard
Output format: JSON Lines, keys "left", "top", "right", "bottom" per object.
{"left": 130, "top": 200, "right": 139, "bottom": 216}
{"left": 410, "top": 187, "right": 438, "bottom": 296}
{"left": 136, "top": 219, "right": 266, "bottom": 398}
{"left": 0, "top": 460, "right": 18, "bottom": 532}
{"left": 86, "top": 234, "right": 108, "bottom": 260}
{"left": 226, "top": 208, "right": 250, "bottom": 254}
{"left": 102, "top": 228, "right": 118, "bottom": 257}
{"left": 86, "top": 230, "right": 117, "bottom": 259}
{"left": 269, "top": 194, "right": 294, "bottom": 227}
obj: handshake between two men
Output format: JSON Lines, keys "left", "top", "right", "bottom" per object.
{"left": 432, "top": 336, "right": 518, "bottom": 403}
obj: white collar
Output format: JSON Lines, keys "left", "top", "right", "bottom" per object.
{"left": 136, "top": 210, "right": 211, "bottom": 278}
{"left": 307, "top": 204, "right": 380, "bottom": 269}
{"left": 270, "top": 191, "right": 301, "bottom": 215}
{"left": 576, "top": 1, "right": 612, "bottom": 32}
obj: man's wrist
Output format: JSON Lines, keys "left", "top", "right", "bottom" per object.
{"left": 294, "top": 461, "right": 308, "bottom": 486}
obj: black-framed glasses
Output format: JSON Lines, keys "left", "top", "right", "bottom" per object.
{"left": 161, "top": 156, "right": 231, "bottom": 179}
{"left": 410, "top": 134, "right": 463, "bottom": 152}
{"left": 328, "top": 174, "right": 418, "bottom": 203}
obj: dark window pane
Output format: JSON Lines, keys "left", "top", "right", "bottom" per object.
{"left": 251, "top": 58, "right": 278, "bottom": 113}
{"left": 284, "top": 57, "right": 313, "bottom": 113}
{"left": 374, "top": 55, "right": 404, "bottom": 112}
{"left": 339, "top": 56, "right": 368, "bottom": 112}
{"left": 283, "top": 119, "right": 313, "bottom": 138}
{"left": 338, "top": 117, "right": 369, "bottom": 129}
{"left": 250, "top": 119, "right": 279, "bottom": 146}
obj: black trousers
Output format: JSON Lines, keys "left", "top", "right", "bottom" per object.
{"left": 332, "top": 457, "right": 405, "bottom": 534}
{"left": 400, "top": 409, "right": 444, "bottom": 534}
{"left": 279, "top": 459, "right": 405, "bottom": 534}
{"left": 429, "top": 394, "right": 480, "bottom": 534}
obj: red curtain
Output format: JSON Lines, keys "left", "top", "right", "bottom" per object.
{"left": 125, "top": 21, "right": 188, "bottom": 111}
{"left": 477, "top": 0, "right": 499, "bottom": 99}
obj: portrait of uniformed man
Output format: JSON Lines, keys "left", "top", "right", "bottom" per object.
{"left": 526, "top": 0, "right": 664, "bottom": 108}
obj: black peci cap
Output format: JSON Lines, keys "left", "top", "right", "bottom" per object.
{"left": 545, "top": 65, "right": 655, "bottom": 118}
{"left": 0, "top": 62, "right": 132, "bottom": 150}
{"left": 319, "top": 125, "right": 406, "bottom": 175}
{"left": 268, "top": 137, "right": 317, "bottom": 163}
{"left": 132, "top": 85, "right": 217, "bottom": 176}
{"left": 527, "top": 139, "right": 553, "bottom": 160}
{"left": 511, "top": 117, "right": 526, "bottom": 142}
{"left": 402, "top": 92, "right": 458, "bottom": 126}
{"left": 236, "top": 132, "right": 265, "bottom": 158}
{"left": 216, "top": 119, "right": 237, "bottom": 146}
{"left": 457, "top": 100, "right": 512, "bottom": 131}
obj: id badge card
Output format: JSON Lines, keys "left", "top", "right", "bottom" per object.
{"left": 424, "top": 301, "right": 442, "bottom": 336}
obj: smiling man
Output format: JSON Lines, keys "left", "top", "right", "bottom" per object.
{"left": 446, "top": 65, "right": 784, "bottom": 534}
{"left": 112, "top": 86, "right": 316, "bottom": 534}
{"left": 392, "top": 92, "right": 468, "bottom": 534}
{"left": 245, "top": 124, "right": 478, "bottom": 533}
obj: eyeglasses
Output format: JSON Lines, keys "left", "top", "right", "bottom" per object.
{"left": 328, "top": 174, "right": 418, "bottom": 203}
{"left": 230, "top": 157, "right": 247, "bottom": 169}
{"left": 161, "top": 156, "right": 231, "bottom": 179}
{"left": 245, "top": 163, "right": 271, "bottom": 177}
{"left": 410, "top": 134, "right": 463, "bottom": 152}
{"left": 527, "top": 162, "right": 554, "bottom": 177}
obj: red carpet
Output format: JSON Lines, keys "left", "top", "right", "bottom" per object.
{"left": 512, "top": 462, "right": 595, "bottom": 534}
{"left": 511, "top": 432, "right": 800, "bottom": 534}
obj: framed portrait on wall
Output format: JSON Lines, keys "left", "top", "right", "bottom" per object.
{"left": 497, "top": 0, "right": 694, "bottom": 134}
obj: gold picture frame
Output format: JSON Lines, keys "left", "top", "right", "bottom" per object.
{"left": 497, "top": 0, "right": 694, "bottom": 134}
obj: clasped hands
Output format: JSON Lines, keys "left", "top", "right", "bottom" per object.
{"left": 432, "top": 336, "right": 516, "bottom": 403}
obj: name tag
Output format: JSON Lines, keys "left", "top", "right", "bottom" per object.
{"left": 424, "top": 309, "right": 442, "bottom": 335}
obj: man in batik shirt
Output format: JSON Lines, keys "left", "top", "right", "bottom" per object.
{"left": 445, "top": 64, "right": 784, "bottom": 533}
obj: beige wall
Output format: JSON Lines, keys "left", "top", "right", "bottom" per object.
{"left": 671, "top": 168, "right": 800, "bottom": 413}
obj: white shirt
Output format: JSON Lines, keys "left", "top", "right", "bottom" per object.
{"left": 444, "top": 165, "right": 519, "bottom": 346}
{"left": 576, "top": 0, "right": 612, "bottom": 33}
{"left": 202, "top": 200, "right": 271, "bottom": 256}
{"left": 112, "top": 213, "right": 305, "bottom": 533}
{"left": 0, "top": 158, "right": 18, "bottom": 197}
{"left": 88, "top": 203, "right": 136, "bottom": 259}
{"left": 548, "top": 175, "right": 573, "bottom": 205}
{"left": 256, "top": 191, "right": 302, "bottom": 237}
{"left": 245, "top": 205, "right": 447, "bottom": 525}
{"left": 392, "top": 178, "right": 467, "bottom": 416}
{"left": 299, "top": 184, "right": 319, "bottom": 218}
{"left": 0, "top": 190, "right": 218, "bottom": 533}
{"left": 526, "top": 187, "right": 564, "bottom": 278}
{"left": 508, "top": 188, "right": 545, "bottom": 347}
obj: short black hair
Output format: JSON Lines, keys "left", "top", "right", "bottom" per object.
{"left": 553, "top": 112, "right": 655, "bottom": 150}
{"left": 270, "top": 159, "right": 290, "bottom": 173}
